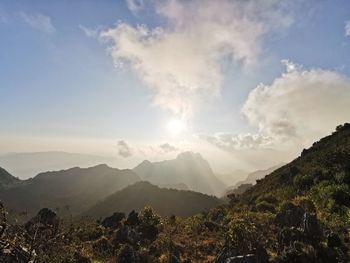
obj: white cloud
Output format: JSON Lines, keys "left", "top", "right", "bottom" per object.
{"left": 201, "top": 61, "right": 350, "bottom": 172}
{"left": 159, "top": 142, "right": 178, "bottom": 152}
{"left": 242, "top": 61, "right": 350, "bottom": 146}
{"left": 345, "top": 20, "right": 350, "bottom": 37}
{"left": 200, "top": 133, "right": 273, "bottom": 151}
{"left": 126, "top": 0, "right": 145, "bottom": 13}
{"left": 19, "top": 12, "right": 55, "bottom": 33}
{"left": 79, "top": 25, "right": 99, "bottom": 38}
{"left": 117, "top": 140, "right": 133, "bottom": 158}
{"left": 100, "top": 0, "right": 296, "bottom": 119}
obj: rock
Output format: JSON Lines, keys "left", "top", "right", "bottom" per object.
{"left": 116, "top": 244, "right": 140, "bottom": 263}
{"left": 74, "top": 252, "right": 91, "bottom": 263}
{"left": 215, "top": 247, "right": 238, "bottom": 263}
{"left": 0, "top": 202, "right": 6, "bottom": 237}
{"left": 275, "top": 203, "right": 305, "bottom": 228}
{"left": 327, "top": 232, "right": 342, "bottom": 248}
{"left": 204, "top": 221, "right": 221, "bottom": 232}
{"left": 277, "top": 227, "right": 305, "bottom": 249}
{"left": 278, "top": 247, "right": 305, "bottom": 263}
{"left": 92, "top": 237, "right": 113, "bottom": 257}
{"left": 256, "top": 244, "right": 269, "bottom": 263}
{"left": 139, "top": 224, "right": 158, "bottom": 241}
{"left": 102, "top": 212, "right": 125, "bottom": 229}
{"left": 169, "top": 254, "right": 181, "bottom": 263}
{"left": 24, "top": 208, "right": 59, "bottom": 237}
{"left": 114, "top": 225, "right": 140, "bottom": 245}
{"left": 0, "top": 243, "right": 32, "bottom": 263}
{"left": 225, "top": 254, "right": 256, "bottom": 263}
{"left": 301, "top": 213, "right": 320, "bottom": 240}
{"left": 125, "top": 210, "right": 140, "bottom": 226}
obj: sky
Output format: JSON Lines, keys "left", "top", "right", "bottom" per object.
{"left": 1, "top": 0, "right": 350, "bottom": 178}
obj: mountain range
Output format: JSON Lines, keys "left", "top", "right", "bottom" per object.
{"left": 0, "top": 152, "right": 225, "bottom": 219}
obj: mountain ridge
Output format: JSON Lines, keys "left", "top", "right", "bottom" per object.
{"left": 133, "top": 151, "right": 225, "bottom": 196}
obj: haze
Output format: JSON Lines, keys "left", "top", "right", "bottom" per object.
{"left": 1, "top": 0, "right": 350, "bottom": 182}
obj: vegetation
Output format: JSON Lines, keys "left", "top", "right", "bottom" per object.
{"left": 1, "top": 123, "right": 350, "bottom": 262}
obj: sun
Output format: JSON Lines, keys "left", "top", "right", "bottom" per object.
{"left": 167, "top": 119, "right": 186, "bottom": 135}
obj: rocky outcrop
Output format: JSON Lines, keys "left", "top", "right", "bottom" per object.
{"left": 101, "top": 212, "right": 125, "bottom": 229}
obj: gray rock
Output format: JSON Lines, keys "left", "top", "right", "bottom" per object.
{"left": 275, "top": 203, "right": 305, "bottom": 228}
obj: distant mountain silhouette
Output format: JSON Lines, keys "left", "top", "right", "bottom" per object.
{"left": 0, "top": 164, "right": 140, "bottom": 217}
{"left": 133, "top": 152, "right": 225, "bottom": 195}
{"left": 223, "top": 163, "right": 285, "bottom": 197}
{"left": 84, "top": 181, "right": 224, "bottom": 218}
{"left": 0, "top": 151, "right": 116, "bottom": 179}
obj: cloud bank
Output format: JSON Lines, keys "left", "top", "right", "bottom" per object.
{"left": 203, "top": 61, "right": 350, "bottom": 153}
{"left": 100, "top": 0, "right": 295, "bottom": 119}
{"left": 243, "top": 61, "right": 350, "bottom": 144}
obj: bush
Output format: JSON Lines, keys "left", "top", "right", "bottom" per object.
{"left": 293, "top": 174, "right": 314, "bottom": 191}
{"left": 225, "top": 219, "right": 257, "bottom": 254}
{"left": 292, "top": 196, "right": 316, "bottom": 214}
{"left": 256, "top": 194, "right": 278, "bottom": 205}
{"left": 256, "top": 201, "right": 275, "bottom": 213}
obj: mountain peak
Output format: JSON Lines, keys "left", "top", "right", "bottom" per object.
{"left": 176, "top": 151, "right": 203, "bottom": 160}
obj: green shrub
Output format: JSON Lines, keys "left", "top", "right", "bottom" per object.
{"left": 256, "top": 201, "right": 275, "bottom": 213}
{"left": 225, "top": 219, "right": 257, "bottom": 254}
{"left": 293, "top": 174, "right": 314, "bottom": 191}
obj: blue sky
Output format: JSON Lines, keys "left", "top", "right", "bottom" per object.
{"left": 1, "top": 0, "right": 350, "bottom": 173}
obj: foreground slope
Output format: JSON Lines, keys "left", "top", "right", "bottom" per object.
{"left": 241, "top": 123, "right": 350, "bottom": 207}
{"left": 0, "top": 164, "right": 140, "bottom": 216}
{"left": 85, "top": 181, "right": 224, "bottom": 218}
{"left": 133, "top": 152, "right": 225, "bottom": 196}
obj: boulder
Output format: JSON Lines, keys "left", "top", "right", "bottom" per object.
{"left": 204, "top": 221, "right": 221, "bottom": 232}
{"left": 215, "top": 246, "right": 238, "bottom": 263}
{"left": 277, "top": 227, "right": 305, "bottom": 249}
{"left": 116, "top": 244, "right": 140, "bottom": 263}
{"left": 301, "top": 213, "right": 320, "bottom": 240}
{"left": 139, "top": 224, "right": 158, "bottom": 241}
{"left": 275, "top": 203, "right": 305, "bottom": 228}
{"left": 0, "top": 243, "right": 32, "bottom": 263}
{"left": 125, "top": 211, "right": 140, "bottom": 226}
{"left": 114, "top": 225, "right": 140, "bottom": 245}
{"left": 92, "top": 237, "right": 113, "bottom": 257}
{"left": 74, "top": 252, "right": 91, "bottom": 263}
{"left": 102, "top": 212, "right": 125, "bottom": 229}
{"left": 256, "top": 244, "right": 269, "bottom": 263}
{"left": 24, "top": 208, "right": 59, "bottom": 237}
{"left": 327, "top": 232, "right": 342, "bottom": 248}
{"left": 0, "top": 202, "right": 6, "bottom": 237}
{"left": 225, "top": 254, "right": 256, "bottom": 263}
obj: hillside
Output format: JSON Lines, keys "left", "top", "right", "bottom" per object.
{"left": 0, "top": 167, "right": 20, "bottom": 189}
{"left": 0, "top": 164, "right": 140, "bottom": 217}
{"left": 84, "top": 181, "right": 224, "bottom": 218}
{"left": 133, "top": 152, "right": 225, "bottom": 196}
{"left": 241, "top": 123, "right": 350, "bottom": 207}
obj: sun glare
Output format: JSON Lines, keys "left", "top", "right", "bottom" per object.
{"left": 167, "top": 119, "right": 186, "bottom": 135}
